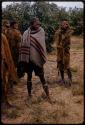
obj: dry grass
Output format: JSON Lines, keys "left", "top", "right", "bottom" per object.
{"left": 71, "top": 66, "right": 78, "bottom": 73}
{"left": 29, "top": 105, "right": 43, "bottom": 124}
{"left": 71, "top": 44, "right": 83, "bottom": 50}
{"left": 28, "top": 98, "right": 68, "bottom": 124}
{"left": 44, "top": 110, "right": 60, "bottom": 124}
{"left": 44, "top": 107, "right": 69, "bottom": 124}
{"left": 7, "top": 109, "right": 20, "bottom": 119}
{"left": 30, "top": 108, "right": 68, "bottom": 124}
{"left": 72, "top": 81, "right": 84, "bottom": 96}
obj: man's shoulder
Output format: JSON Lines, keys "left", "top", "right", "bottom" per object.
{"left": 40, "top": 27, "right": 44, "bottom": 32}
{"left": 2, "top": 33, "right": 7, "bottom": 39}
{"left": 13, "top": 29, "right": 21, "bottom": 34}
{"left": 23, "top": 29, "right": 28, "bottom": 36}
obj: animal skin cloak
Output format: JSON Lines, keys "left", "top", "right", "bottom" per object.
{"left": 1, "top": 33, "right": 17, "bottom": 81}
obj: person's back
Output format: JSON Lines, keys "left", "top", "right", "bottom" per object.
{"left": 1, "top": 33, "right": 17, "bottom": 81}
{"left": 2, "top": 20, "right": 17, "bottom": 81}
{"left": 1, "top": 33, "right": 17, "bottom": 106}
{"left": 7, "top": 21, "right": 22, "bottom": 67}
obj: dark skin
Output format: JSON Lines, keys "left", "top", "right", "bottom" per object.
{"left": 14, "top": 23, "right": 18, "bottom": 29}
{"left": 30, "top": 20, "right": 40, "bottom": 30}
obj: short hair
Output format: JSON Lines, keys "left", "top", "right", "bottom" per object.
{"left": 61, "top": 18, "right": 68, "bottom": 22}
{"left": 10, "top": 20, "right": 17, "bottom": 27}
{"left": 2, "top": 19, "right": 10, "bottom": 27}
{"left": 29, "top": 17, "right": 41, "bottom": 26}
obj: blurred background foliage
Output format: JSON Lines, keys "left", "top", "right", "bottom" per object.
{"left": 2, "top": 1, "right": 84, "bottom": 52}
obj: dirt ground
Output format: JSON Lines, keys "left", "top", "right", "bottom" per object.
{"left": 1, "top": 36, "right": 84, "bottom": 124}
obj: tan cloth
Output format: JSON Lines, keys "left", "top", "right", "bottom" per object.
{"left": 7, "top": 28, "right": 21, "bottom": 46}
{"left": 1, "top": 33, "right": 17, "bottom": 81}
{"left": 54, "top": 28, "right": 73, "bottom": 69}
{"left": 7, "top": 28, "right": 22, "bottom": 67}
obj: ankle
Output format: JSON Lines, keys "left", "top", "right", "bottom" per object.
{"left": 28, "top": 94, "right": 32, "bottom": 98}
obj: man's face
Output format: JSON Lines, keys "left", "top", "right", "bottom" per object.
{"left": 61, "top": 21, "right": 69, "bottom": 30}
{"left": 5, "top": 22, "right": 10, "bottom": 29}
{"left": 32, "top": 20, "right": 40, "bottom": 30}
{"left": 14, "top": 23, "right": 18, "bottom": 29}
{"left": 3, "top": 24, "right": 10, "bottom": 34}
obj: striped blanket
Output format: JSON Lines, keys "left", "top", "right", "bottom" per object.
{"left": 19, "top": 27, "right": 47, "bottom": 67}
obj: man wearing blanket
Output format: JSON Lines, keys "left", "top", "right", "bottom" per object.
{"left": 19, "top": 17, "right": 50, "bottom": 101}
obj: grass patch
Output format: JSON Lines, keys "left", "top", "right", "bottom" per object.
{"left": 45, "top": 111, "right": 59, "bottom": 124}
{"left": 75, "top": 99, "right": 82, "bottom": 104}
{"left": 45, "top": 108, "right": 68, "bottom": 124}
{"left": 56, "top": 100, "right": 66, "bottom": 106}
{"left": 72, "top": 80, "right": 80, "bottom": 85}
{"left": 29, "top": 105, "right": 43, "bottom": 124}
{"left": 72, "top": 83, "right": 84, "bottom": 96}
{"left": 62, "top": 109, "right": 69, "bottom": 117}
{"left": 71, "top": 66, "right": 78, "bottom": 72}
{"left": 37, "top": 96, "right": 43, "bottom": 103}
{"left": 1, "top": 108, "right": 7, "bottom": 116}
{"left": 30, "top": 105, "right": 69, "bottom": 124}
{"left": 76, "top": 45, "right": 83, "bottom": 50}
{"left": 30, "top": 116, "right": 43, "bottom": 124}
{"left": 7, "top": 109, "right": 20, "bottom": 119}
{"left": 71, "top": 44, "right": 83, "bottom": 50}
{"left": 32, "top": 96, "right": 43, "bottom": 104}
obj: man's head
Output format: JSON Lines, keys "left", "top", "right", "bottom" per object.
{"left": 10, "top": 21, "right": 18, "bottom": 29}
{"left": 2, "top": 19, "right": 10, "bottom": 27}
{"left": 61, "top": 19, "right": 69, "bottom": 30}
{"left": 2, "top": 19, "right": 10, "bottom": 33}
{"left": 30, "top": 17, "right": 41, "bottom": 30}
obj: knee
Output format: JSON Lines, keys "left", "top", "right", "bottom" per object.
{"left": 58, "top": 62, "right": 64, "bottom": 71}
{"left": 67, "top": 68, "right": 71, "bottom": 72}
{"left": 39, "top": 74, "right": 45, "bottom": 83}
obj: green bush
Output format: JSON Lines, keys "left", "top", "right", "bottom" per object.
{"left": 2, "top": 2, "right": 83, "bottom": 52}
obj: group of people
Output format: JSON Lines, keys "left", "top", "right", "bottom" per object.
{"left": 1, "top": 20, "right": 22, "bottom": 106}
{"left": 1, "top": 17, "right": 73, "bottom": 106}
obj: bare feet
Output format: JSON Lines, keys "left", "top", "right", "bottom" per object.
{"left": 47, "top": 96, "right": 57, "bottom": 104}
{"left": 57, "top": 79, "right": 65, "bottom": 86}
{"left": 25, "top": 95, "right": 32, "bottom": 106}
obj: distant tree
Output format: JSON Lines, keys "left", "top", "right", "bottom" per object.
{"left": 68, "top": 7, "right": 83, "bottom": 35}
{"left": 2, "top": 2, "right": 84, "bottom": 52}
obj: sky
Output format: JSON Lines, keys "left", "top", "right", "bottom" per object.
{"left": 2, "top": 1, "right": 84, "bottom": 9}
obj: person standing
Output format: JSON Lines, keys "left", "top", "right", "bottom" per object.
{"left": 1, "top": 30, "right": 17, "bottom": 107}
{"left": 7, "top": 20, "right": 22, "bottom": 68}
{"left": 18, "top": 17, "right": 50, "bottom": 100}
{"left": 54, "top": 19, "right": 73, "bottom": 87}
